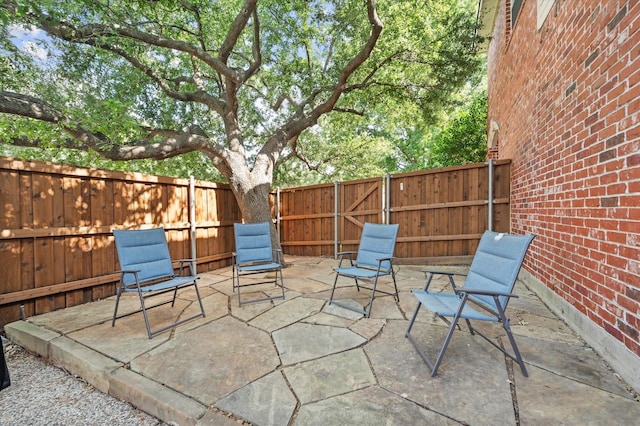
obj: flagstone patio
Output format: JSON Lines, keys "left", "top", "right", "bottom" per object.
{"left": 4, "top": 256, "right": 639, "bottom": 425}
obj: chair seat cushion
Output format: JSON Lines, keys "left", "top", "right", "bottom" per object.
{"left": 238, "top": 262, "right": 281, "bottom": 272}
{"left": 411, "top": 290, "right": 499, "bottom": 322}
{"left": 334, "top": 266, "right": 388, "bottom": 278}
{"left": 124, "top": 276, "right": 197, "bottom": 292}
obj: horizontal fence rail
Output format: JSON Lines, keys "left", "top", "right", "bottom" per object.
{"left": 1, "top": 157, "right": 510, "bottom": 327}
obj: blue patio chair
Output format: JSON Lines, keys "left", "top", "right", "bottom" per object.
{"left": 232, "top": 222, "right": 285, "bottom": 306}
{"left": 405, "top": 230, "right": 534, "bottom": 376}
{"left": 328, "top": 222, "right": 399, "bottom": 317}
{"left": 112, "top": 228, "right": 205, "bottom": 339}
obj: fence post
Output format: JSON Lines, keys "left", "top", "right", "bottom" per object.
{"left": 276, "top": 187, "right": 281, "bottom": 237}
{"left": 189, "top": 176, "right": 197, "bottom": 269}
{"left": 385, "top": 173, "right": 391, "bottom": 224}
{"left": 334, "top": 180, "right": 339, "bottom": 259}
{"left": 487, "top": 159, "right": 494, "bottom": 231}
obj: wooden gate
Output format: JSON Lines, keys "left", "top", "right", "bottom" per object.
{"left": 278, "top": 177, "right": 384, "bottom": 256}
{"left": 337, "top": 177, "right": 383, "bottom": 252}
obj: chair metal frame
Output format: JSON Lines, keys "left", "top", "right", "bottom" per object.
{"left": 328, "top": 222, "right": 399, "bottom": 317}
{"left": 405, "top": 231, "right": 534, "bottom": 377}
{"left": 112, "top": 228, "right": 205, "bottom": 339}
{"left": 232, "top": 222, "right": 285, "bottom": 306}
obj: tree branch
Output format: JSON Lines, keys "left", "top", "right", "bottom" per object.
{"left": 32, "top": 11, "right": 243, "bottom": 83}
{"left": 274, "top": 0, "right": 384, "bottom": 141}
{"left": 219, "top": 0, "right": 257, "bottom": 63}
{"left": 0, "top": 91, "right": 224, "bottom": 161}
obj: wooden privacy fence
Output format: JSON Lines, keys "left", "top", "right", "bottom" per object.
{"left": 0, "top": 157, "right": 510, "bottom": 327}
{"left": 0, "top": 157, "right": 240, "bottom": 327}
{"left": 278, "top": 159, "right": 511, "bottom": 261}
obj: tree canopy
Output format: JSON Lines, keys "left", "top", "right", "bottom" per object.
{"left": 0, "top": 0, "right": 485, "bottom": 245}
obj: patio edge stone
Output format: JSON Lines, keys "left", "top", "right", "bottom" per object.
{"left": 109, "top": 367, "right": 207, "bottom": 426}
{"left": 4, "top": 320, "right": 60, "bottom": 358}
{"left": 49, "top": 336, "right": 122, "bottom": 394}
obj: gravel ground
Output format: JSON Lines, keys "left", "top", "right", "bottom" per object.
{"left": 0, "top": 338, "right": 165, "bottom": 426}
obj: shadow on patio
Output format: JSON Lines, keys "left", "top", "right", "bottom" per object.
{"left": 4, "top": 256, "right": 639, "bottom": 425}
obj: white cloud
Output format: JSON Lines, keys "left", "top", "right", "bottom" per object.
{"left": 22, "top": 41, "right": 48, "bottom": 60}
{"left": 8, "top": 24, "right": 49, "bottom": 60}
{"left": 8, "top": 23, "right": 43, "bottom": 39}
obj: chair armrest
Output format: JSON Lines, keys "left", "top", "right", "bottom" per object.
{"left": 337, "top": 251, "right": 357, "bottom": 267}
{"left": 176, "top": 259, "right": 197, "bottom": 276}
{"left": 420, "top": 270, "right": 466, "bottom": 292}
{"left": 422, "top": 269, "right": 467, "bottom": 277}
{"left": 115, "top": 269, "right": 142, "bottom": 288}
{"left": 456, "top": 288, "right": 519, "bottom": 298}
{"left": 375, "top": 256, "right": 396, "bottom": 272}
{"left": 116, "top": 269, "right": 141, "bottom": 275}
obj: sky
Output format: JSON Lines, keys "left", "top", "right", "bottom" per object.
{"left": 8, "top": 24, "right": 49, "bottom": 61}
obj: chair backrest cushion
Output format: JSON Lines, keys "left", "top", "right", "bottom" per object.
{"left": 464, "top": 231, "right": 535, "bottom": 312}
{"left": 234, "top": 222, "right": 274, "bottom": 264}
{"left": 113, "top": 228, "right": 175, "bottom": 285}
{"left": 355, "top": 223, "right": 399, "bottom": 271}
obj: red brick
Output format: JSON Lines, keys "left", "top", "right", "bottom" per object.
{"left": 606, "top": 183, "right": 626, "bottom": 195}
{"left": 599, "top": 75, "right": 619, "bottom": 97}
{"left": 625, "top": 67, "right": 640, "bottom": 89}
{"left": 627, "top": 153, "right": 640, "bottom": 167}
{"left": 626, "top": 123, "right": 640, "bottom": 141}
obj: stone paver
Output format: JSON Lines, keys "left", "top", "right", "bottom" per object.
{"left": 365, "top": 319, "right": 516, "bottom": 425}
{"left": 284, "top": 349, "right": 375, "bottom": 404}
{"left": 518, "top": 334, "right": 633, "bottom": 397}
{"left": 195, "top": 410, "right": 240, "bottom": 426}
{"left": 215, "top": 371, "right": 297, "bottom": 425}
{"left": 295, "top": 386, "right": 455, "bottom": 425}
{"left": 323, "top": 299, "right": 364, "bottom": 320}
{"left": 369, "top": 295, "right": 405, "bottom": 319}
{"left": 230, "top": 297, "right": 273, "bottom": 321}
{"left": 285, "top": 276, "right": 331, "bottom": 294}
{"left": 307, "top": 272, "right": 337, "bottom": 286}
{"left": 27, "top": 298, "right": 128, "bottom": 333}
{"left": 302, "top": 312, "right": 355, "bottom": 327}
{"left": 131, "top": 316, "right": 280, "bottom": 405}
{"left": 273, "top": 322, "right": 366, "bottom": 365}
{"left": 4, "top": 320, "right": 60, "bottom": 358}
{"left": 49, "top": 336, "right": 122, "bottom": 393}
{"left": 518, "top": 366, "right": 640, "bottom": 425}
{"left": 348, "top": 317, "right": 385, "bottom": 340}
{"left": 174, "top": 291, "right": 229, "bottom": 336}
{"left": 68, "top": 314, "right": 173, "bottom": 363}
{"left": 249, "top": 297, "right": 325, "bottom": 332}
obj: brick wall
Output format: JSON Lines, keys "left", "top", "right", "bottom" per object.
{"left": 487, "top": 1, "right": 640, "bottom": 356}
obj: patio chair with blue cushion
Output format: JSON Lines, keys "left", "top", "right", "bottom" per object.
{"left": 328, "top": 222, "right": 400, "bottom": 317}
{"left": 232, "top": 222, "right": 285, "bottom": 306}
{"left": 112, "top": 228, "right": 205, "bottom": 339}
{"left": 405, "top": 230, "right": 534, "bottom": 376}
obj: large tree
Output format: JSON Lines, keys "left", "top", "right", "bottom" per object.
{"left": 0, "top": 0, "right": 482, "bottom": 248}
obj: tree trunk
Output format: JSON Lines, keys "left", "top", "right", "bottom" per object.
{"left": 230, "top": 176, "right": 282, "bottom": 254}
